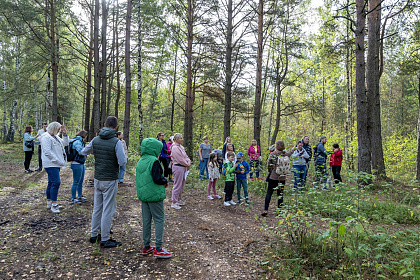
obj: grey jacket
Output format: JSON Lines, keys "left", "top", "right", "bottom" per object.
{"left": 291, "top": 149, "right": 309, "bottom": 166}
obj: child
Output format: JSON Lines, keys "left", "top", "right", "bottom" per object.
{"left": 207, "top": 153, "right": 221, "bottom": 200}
{"left": 136, "top": 138, "right": 172, "bottom": 258}
{"left": 223, "top": 151, "right": 237, "bottom": 206}
{"left": 117, "top": 132, "right": 128, "bottom": 183}
{"left": 235, "top": 152, "right": 250, "bottom": 204}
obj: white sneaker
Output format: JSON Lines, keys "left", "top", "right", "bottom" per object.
{"left": 207, "top": 195, "right": 214, "bottom": 200}
{"left": 51, "top": 204, "right": 60, "bottom": 213}
{"left": 171, "top": 203, "right": 181, "bottom": 209}
{"left": 229, "top": 200, "right": 237, "bottom": 205}
{"left": 177, "top": 200, "right": 186, "bottom": 206}
{"left": 224, "top": 201, "right": 231, "bottom": 206}
{"left": 47, "top": 200, "right": 52, "bottom": 209}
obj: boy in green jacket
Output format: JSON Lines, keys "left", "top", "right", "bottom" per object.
{"left": 223, "top": 151, "right": 237, "bottom": 206}
{"left": 136, "top": 138, "right": 172, "bottom": 258}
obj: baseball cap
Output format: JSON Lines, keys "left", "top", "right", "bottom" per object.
{"left": 236, "top": 152, "right": 244, "bottom": 158}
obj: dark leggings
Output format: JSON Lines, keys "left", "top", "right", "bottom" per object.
{"left": 24, "top": 151, "right": 33, "bottom": 170}
{"left": 264, "top": 179, "right": 285, "bottom": 211}
{"left": 160, "top": 157, "right": 169, "bottom": 177}
{"left": 332, "top": 165, "right": 342, "bottom": 183}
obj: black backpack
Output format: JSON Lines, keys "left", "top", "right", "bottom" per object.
{"left": 65, "top": 141, "right": 77, "bottom": 162}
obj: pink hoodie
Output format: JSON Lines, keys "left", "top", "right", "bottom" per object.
{"left": 171, "top": 142, "right": 191, "bottom": 167}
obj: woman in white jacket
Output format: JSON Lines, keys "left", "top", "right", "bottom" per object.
{"left": 40, "top": 122, "right": 69, "bottom": 213}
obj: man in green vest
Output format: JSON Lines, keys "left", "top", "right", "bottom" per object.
{"left": 81, "top": 116, "right": 127, "bottom": 248}
{"left": 136, "top": 138, "right": 172, "bottom": 258}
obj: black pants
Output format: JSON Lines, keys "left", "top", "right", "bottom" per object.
{"left": 224, "top": 181, "right": 235, "bottom": 202}
{"left": 159, "top": 157, "right": 169, "bottom": 177}
{"left": 264, "top": 179, "right": 285, "bottom": 211}
{"left": 38, "top": 145, "right": 42, "bottom": 169}
{"left": 332, "top": 165, "right": 342, "bottom": 183}
{"left": 24, "top": 151, "right": 33, "bottom": 170}
{"left": 166, "top": 157, "right": 172, "bottom": 178}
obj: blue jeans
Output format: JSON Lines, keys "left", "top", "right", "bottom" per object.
{"left": 71, "top": 164, "right": 85, "bottom": 199}
{"left": 293, "top": 165, "right": 307, "bottom": 190}
{"left": 303, "top": 162, "right": 309, "bottom": 187}
{"left": 45, "top": 167, "right": 61, "bottom": 202}
{"left": 119, "top": 164, "right": 126, "bottom": 182}
{"left": 236, "top": 179, "right": 249, "bottom": 201}
{"left": 199, "top": 158, "right": 209, "bottom": 179}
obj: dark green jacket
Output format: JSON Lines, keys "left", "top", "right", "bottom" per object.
{"left": 92, "top": 127, "right": 119, "bottom": 181}
{"left": 136, "top": 138, "right": 166, "bottom": 202}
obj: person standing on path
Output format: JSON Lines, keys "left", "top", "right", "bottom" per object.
{"left": 136, "top": 138, "right": 172, "bottom": 258}
{"left": 248, "top": 139, "right": 261, "bottom": 180}
{"left": 291, "top": 141, "right": 310, "bottom": 191}
{"left": 39, "top": 122, "right": 69, "bottom": 213}
{"left": 116, "top": 132, "right": 128, "bottom": 184}
{"left": 235, "top": 152, "right": 250, "bottom": 204}
{"left": 81, "top": 116, "right": 127, "bottom": 248}
{"left": 223, "top": 151, "right": 237, "bottom": 206}
{"left": 330, "top": 143, "right": 343, "bottom": 184}
{"left": 23, "top": 126, "right": 39, "bottom": 173}
{"left": 157, "top": 132, "right": 169, "bottom": 180}
{"left": 314, "top": 136, "right": 330, "bottom": 189}
{"left": 198, "top": 136, "right": 211, "bottom": 180}
{"left": 170, "top": 133, "right": 191, "bottom": 209}
{"left": 207, "top": 153, "right": 221, "bottom": 200}
{"left": 301, "top": 136, "right": 312, "bottom": 187}
{"left": 69, "top": 130, "right": 88, "bottom": 204}
{"left": 35, "top": 122, "right": 48, "bottom": 171}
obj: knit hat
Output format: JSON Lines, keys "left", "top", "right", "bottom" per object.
{"left": 236, "top": 152, "right": 244, "bottom": 158}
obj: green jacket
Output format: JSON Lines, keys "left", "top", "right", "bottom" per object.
{"left": 136, "top": 138, "right": 166, "bottom": 202}
{"left": 224, "top": 161, "right": 236, "bottom": 181}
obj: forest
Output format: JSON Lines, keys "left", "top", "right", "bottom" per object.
{"left": 0, "top": 0, "right": 420, "bottom": 279}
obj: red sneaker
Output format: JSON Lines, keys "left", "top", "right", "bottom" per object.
{"left": 154, "top": 248, "right": 173, "bottom": 258}
{"left": 142, "top": 246, "right": 155, "bottom": 255}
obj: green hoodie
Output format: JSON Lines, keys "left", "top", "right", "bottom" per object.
{"left": 136, "top": 138, "right": 166, "bottom": 202}
{"left": 223, "top": 161, "right": 236, "bottom": 181}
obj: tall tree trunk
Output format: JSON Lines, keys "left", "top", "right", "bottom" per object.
{"left": 49, "top": 0, "right": 59, "bottom": 122}
{"left": 271, "top": 77, "right": 282, "bottom": 145}
{"left": 137, "top": 0, "right": 144, "bottom": 147}
{"left": 150, "top": 47, "right": 164, "bottom": 121}
{"left": 2, "top": 79, "right": 7, "bottom": 141}
{"left": 170, "top": 46, "right": 178, "bottom": 133}
{"left": 254, "top": 0, "right": 264, "bottom": 145}
{"left": 367, "top": 0, "right": 385, "bottom": 177}
{"left": 6, "top": 100, "right": 17, "bottom": 142}
{"left": 115, "top": 0, "right": 121, "bottom": 118}
{"left": 124, "top": 0, "right": 132, "bottom": 147}
{"left": 85, "top": 8, "right": 93, "bottom": 138}
{"left": 416, "top": 73, "right": 420, "bottom": 180}
{"left": 100, "top": 0, "right": 107, "bottom": 126}
{"left": 223, "top": 0, "right": 233, "bottom": 141}
{"left": 184, "top": 0, "right": 194, "bottom": 158}
{"left": 355, "top": 0, "right": 371, "bottom": 174}
{"left": 91, "top": 0, "right": 101, "bottom": 135}
{"left": 107, "top": 1, "right": 116, "bottom": 118}
{"left": 345, "top": 2, "right": 352, "bottom": 169}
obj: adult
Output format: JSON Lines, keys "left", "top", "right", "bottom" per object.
{"left": 166, "top": 136, "right": 174, "bottom": 182}
{"left": 222, "top": 136, "right": 235, "bottom": 157}
{"left": 39, "top": 122, "right": 69, "bottom": 213}
{"left": 117, "top": 132, "right": 128, "bottom": 184}
{"left": 198, "top": 136, "right": 211, "bottom": 180}
{"left": 35, "top": 122, "right": 48, "bottom": 171}
{"left": 170, "top": 133, "right": 191, "bottom": 209}
{"left": 247, "top": 139, "right": 261, "bottom": 180}
{"left": 301, "top": 136, "right": 312, "bottom": 187}
{"left": 70, "top": 130, "right": 88, "bottom": 204}
{"left": 291, "top": 141, "right": 310, "bottom": 191}
{"left": 314, "top": 136, "right": 329, "bottom": 189}
{"left": 262, "top": 140, "right": 292, "bottom": 216}
{"left": 223, "top": 143, "right": 236, "bottom": 164}
{"left": 81, "top": 116, "right": 127, "bottom": 248}
{"left": 330, "top": 143, "right": 343, "bottom": 184}
{"left": 23, "top": 126, "right": 39, "bottom": 173}
{"left": 157, "top": 132, "right": 169, "bottom": 180}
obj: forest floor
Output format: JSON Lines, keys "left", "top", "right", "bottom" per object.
{"left": 0, "top": 144, "right": 282, "bottom": 280}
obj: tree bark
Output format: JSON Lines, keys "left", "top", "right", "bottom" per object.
{"left": 184, "top": 0, "right": 194, "bottom": 158}
{"left": 50, "top": 0, "right": 59, "bottom": 122}
{"left": 85, "top": 7, "right": 94, "bottom": 138}
{"left": 137, "top": 0, "right": 144, "bottom": 147}
{"left": 355, "top": 0, "right": 371, "bottom": 174}
{"left": 367, "top": 0, "right": 386, "bottom": 177}
{"left": 417, "top": 73, "right": 420, "bottom": 180}
{"left": 254, "top": 0, "right": 264, "bottom": 146}
{"left": 223, "top": 0, "right": 233, "bottom": 141}
{"left": 124, "top": 0, "right": 132, "bottom": 147}
{"left": 115, "top": 0, "right": 121, "bottom": 118}
{"left": 345, "top": 1, "right": 353, "bottom": 169}
{"left": 91, "top": 0, "right": 101, "bottom": 136}
{"left": 100, "top": 0, "right": 107, "bottom": 127}
{"left": 170, "top": 46, "right": 178, "bottom": 133}
{"left": 6, "top": 100, "right": 17, "bottom": 142}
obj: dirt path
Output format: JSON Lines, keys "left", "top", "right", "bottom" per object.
{"left": 0, "top": 151, "right": 281, "bottom": 280}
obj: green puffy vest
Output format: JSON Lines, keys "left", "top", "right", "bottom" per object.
{"left": 136, "top": 138, "right": 166, "bottom": 202}
{"left": 92, "top": 127, "right": 119, "bottom": 181}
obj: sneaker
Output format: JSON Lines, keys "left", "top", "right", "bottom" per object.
{"left": 100, "top": 238, "right": 122, "bottom": 248}
{"left": 71, "top": 198, "right": 81, "bottom": 204}
{"left": 224, "top": 201, "right": 231, "bottom": 206}
{"left": 171, "top": 203, "right": 181, "bottom": 209}
{"left": 89, "top": 235, "right": 101, "bottom": 244}
{"left": 142, "top": 246, "right": 156, "bottom": 255}
{"left": 213, "top": 194, "right": 221, "bottom": 199}
{"left": 51, "top": 204, "right": 60, "bottom": 213}
{"left": 47, "top": 200, "right": 52, "bottom": 209}
{"left": 177, "top": 200, "right": 186, "bottom": 206}
{"left": 229, "top": 200, "right": 236, "bottom": 205}
{"left": 154, "top": 248, "right": 172, "bottom": 259}
{"left": 25, "top": 169, "right": 32, "bottom": 173}
{"left": 35, "top": 168, "right": 42, "bottom": 172}
{"left": 261, "top": 211, "right": 268, "bottom": 217}
{"left": 78, "top": 196, "right": 88, "bottom": 203}
{"left": 237, "top": 200, "right": 241, "bottom": 204}
{"left": 207, "top": 195, "right": 214, "bottom": 200}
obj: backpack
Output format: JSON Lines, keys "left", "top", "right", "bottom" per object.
{"left": 275, "top": 154, "right": 291, "bottom": 175}
{"left": 24, "top": 140, "right": 34, "bottom": 149}
{"left": 65, "top": 140, "right": 77, "bottom": 162}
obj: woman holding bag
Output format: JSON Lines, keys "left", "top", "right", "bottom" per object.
{"left": 23, "top": 126, "right": 39, "bottom": 173}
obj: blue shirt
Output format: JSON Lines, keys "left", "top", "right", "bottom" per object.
{"left": 235, "top": 160, "right": 250, "bottom": 180}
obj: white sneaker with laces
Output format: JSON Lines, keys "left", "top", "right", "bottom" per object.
{"left": 207, "top": 195, "right": 214, "bottom": 200}
{"left": 51, "top": 204, "right": 60, "bottom": 213}
{"left": 171, "top": 203, "right": 181, "bottom": 209}
{"left": 214, "top": 194, "right": 221, "bottom": 199}
{"left": 229, "top": 200, "right": 237, "bottom": 205}
{"left": 224, "top": 201, "right": 231, "bottom": 206}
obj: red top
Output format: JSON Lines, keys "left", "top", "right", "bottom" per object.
{"left": 330, "top": 149, "right": 343, "bottom": 166}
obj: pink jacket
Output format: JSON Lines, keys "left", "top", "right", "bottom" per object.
{"left": 247, "top": 145, "right": 261, "bottom": 160}
{"left": 171, "top": 142, "right": 191, "bottom": 167}
{"left": 167, "top": 142, "right": 172, "bottom": 157}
